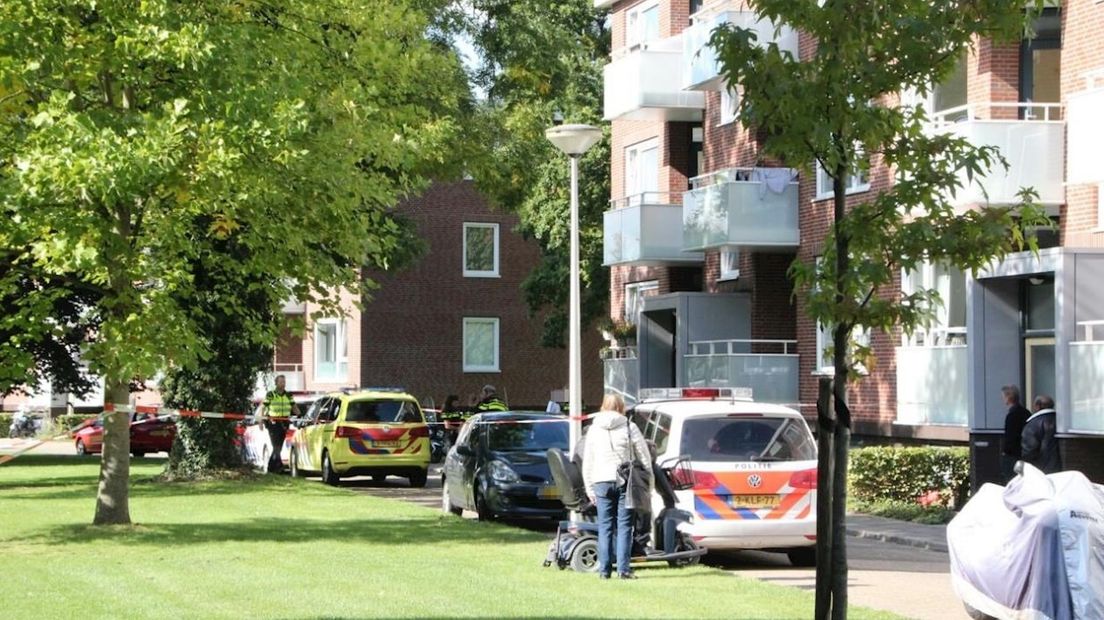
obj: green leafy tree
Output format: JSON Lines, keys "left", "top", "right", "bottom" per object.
{"left": 0, "top": 0, "right": 469, "bottom": 524}
{"left": 462, "top": 1, "right": 611, "bottom": 346}
{"left": 710, "top": 1, "right": 1048, "bottom": 616}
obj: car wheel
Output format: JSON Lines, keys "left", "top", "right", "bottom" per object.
{"left": 75, "top": 440, "right": 87, "bottom": 456}
{"left": 132, "top": 451, "right": 145, "bottom": 458}
{"left": 787, "top": 547, "right": 817, "bottom": 567}
{"left": 474, "top": 489, "right": 495, "bottom": 522}
{"left": 289, "top": 450, "right": 302, "bottom": 478}
{"left": 371, "top": 474, "right": 386, "bottom": 485}
{"left": 668, "top": 532, "right": 702, "bottom": 568}
{"left": 408, "top": 470, "right": 428, "bottom": 488}
{"left": 441, "top": 478, "right": 463, "bottom": 516}
{"left": 569, "top": 537, "right": 600, "bottom": 573}
{"left": 321, "top": 451, "right": 341, "bottom": 486}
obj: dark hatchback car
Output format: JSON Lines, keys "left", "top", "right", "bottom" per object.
{"left": 441, "top": 412, "right": 568, "bottom": 521}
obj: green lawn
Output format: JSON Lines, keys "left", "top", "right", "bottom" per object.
{"left": 0, "top": 455, "right": 901, "bottom": 619}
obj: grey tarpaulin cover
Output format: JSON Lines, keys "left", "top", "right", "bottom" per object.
{"left": 948, "top": 464, "right": 1104, "bottom": 619}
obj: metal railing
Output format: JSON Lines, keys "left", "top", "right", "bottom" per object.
{"left": 901, "top": 326, "right": 968, "bottom": 348}
{"left": 601, "top": 346, "right": 638, "bottom": 361}
{"left": 1078, "top": 320, "right": 1104, "bottom": 342}
{"left": 608, "top": 192, "right": 681, "bottom": 210}
{"left": 689, "top": 0, "right": 742, "bottom": 24}
{"left": 273, "top": 363, "right": 304, "bottom": 373}
{"left": 687, "top": 339, "right": 798, "bottom": 356}
{"left": 929, "top": 102, "right": 1064, "bottom": 128}
{"left": 689, "top": 167, "right": 798, "bottom": 190}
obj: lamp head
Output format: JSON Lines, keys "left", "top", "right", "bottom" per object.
{"left": 545, "top": 124, "right": 603, "bottom": 157}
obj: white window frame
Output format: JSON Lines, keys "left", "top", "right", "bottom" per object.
{"left": 626, "top": 0, "right": 661, "bottom": 49}
{"left": 313, "top": 318, "right": 348, "bottom": 382}
{"left": 624, "top": 280, "right": 659, "bottom": 324}
{"left": 462, "top": 222, "right": 500, "bottom": 278}
{"left": 624, "top": 138, "right": 660, "bottom": 204}
{"left": 718, "top": 247, "right": 740, "bottom": 281}
{"left": 900, "top": 260, "right": 967, "bottom": 346}
{"left": 1097, "top": 183, "right": 1104, "bottom": 230}
{"left": 815, "top": 322, "right": 871, "bottom": 375}
{"left": 719, "top": 84, "right": 738, "bottom": 126}
{"left": 462, "top": 317, "right": 500, "bottom": 373}
{"left": 814, "top": 160, "right": 871, "bottom": 200}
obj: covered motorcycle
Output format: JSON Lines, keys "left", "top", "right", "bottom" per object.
{"left": 948, "top": 463, "right": 1104, "bottom": 620}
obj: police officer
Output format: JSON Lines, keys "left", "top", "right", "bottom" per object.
{"left": 262, "top": 375, "right": 300, "bottom": 474}
{"left": 475, "top": 384, "right": 508, "bottom": 412}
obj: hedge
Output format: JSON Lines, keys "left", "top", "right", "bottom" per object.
{"left": 53, "top": 414, "right": 99, "bottom": 434}
{"left": 0, "top": 414, "right": 11, "bottom": 439}
{"left": 849, "top": 446, "right": 971, "bottom": 510}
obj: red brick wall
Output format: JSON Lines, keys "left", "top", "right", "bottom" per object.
{"left": 357, "top": 181, "right": 604, "bottom": 409}
{"left": 274, "top": 324, "right": 303, "bottom": 366}
{"left": 1062, "top": 0, "right": 1104, "bottom": 247}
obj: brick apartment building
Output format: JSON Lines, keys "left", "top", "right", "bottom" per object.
{"left": 596, "top": 0, "right": 1104, "bottom": 482}
{"left": 266, "top": 180, "right": 605, "bottom": 410}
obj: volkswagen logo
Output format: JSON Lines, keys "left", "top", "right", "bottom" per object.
{"left": 747, "top": 474, "right": 763, "bottom": 488}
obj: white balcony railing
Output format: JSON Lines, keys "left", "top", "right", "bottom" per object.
{"left": 604, "top": 35, "right": 706, "bottom": 122}
{"left": 1067, "top": 72, "right": 1104, "bottom": 185}
{"left": 683, "top": 3, "right": 799, "bottom": 91}
{"left": 1070, "top": 339, "right": 1104, "bottom": 434}
{"left": 255, "top": 365, "right": 305, "bottom": 398}
{"left": 604, "top": 193, "right": 704, "bottom": 266}
{"left": 683, "top": 167, "right": 799, "bottom": 251}
{"left": 929, "top": 103, "right": 1065, "bottom": 209}
{"left": 901, "top": 326, "right": 967, "bottom": 348}
{"left": 896, "top": 343, "right": 968, "bottom": 426}
{"left": 603, "top": 350, "right": 640, "bottom": 406}
{"left": 685, "top": 339, "right": 798, "bottom": 404}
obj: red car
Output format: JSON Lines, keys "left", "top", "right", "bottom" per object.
{"left": 73, "top": 414, "right": 176, "bottom": 457}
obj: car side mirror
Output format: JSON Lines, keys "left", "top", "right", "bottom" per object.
{"left": 455, "top": 445, "right": 474, "bottom": 457}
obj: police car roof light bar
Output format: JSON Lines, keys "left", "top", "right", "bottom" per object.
{"left": 637, "top": 387, "right": 754, "bottom": 402}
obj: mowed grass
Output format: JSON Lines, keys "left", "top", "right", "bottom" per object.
{"left": 0, "top": 455, "right": 901, "bottom": 620}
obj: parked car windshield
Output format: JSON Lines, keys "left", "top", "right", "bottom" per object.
{"left": 344, "top": 400, "right": 423, "bottom": 424}
{"left": 486, "top": 420, "right": 569, "bottom": 452}
{"left": 680, "top": 416, "right": 816, "bottom": 462}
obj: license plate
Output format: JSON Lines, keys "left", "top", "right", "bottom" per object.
{"left": 538, "top": 486, "right": 561, "bottom": 499}
{"left": 371, "top": 441, "right": 400, "bottom": 448}
{"left": 728, "top": 494, "right": 780, "bottom": 508}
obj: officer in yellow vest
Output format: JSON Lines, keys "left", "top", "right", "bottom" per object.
{"left": 262, "top": 375, "right": 300, "bottom": 474}
{"left": 475, "top": 384, "right": 508, "bottom": 412}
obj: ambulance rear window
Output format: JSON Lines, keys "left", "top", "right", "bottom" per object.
{"left": 345, "top": 400, "right": 422, "bottom": 424}
{"left": 680, "top": 416, "right": 815, "bottom": 462}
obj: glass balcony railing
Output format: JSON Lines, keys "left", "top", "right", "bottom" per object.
{"left": 1067, "top": 73, "right": 1104, "bottom": 185}
{"left": 683, "top": 3, "right": 799, "bottom": 91}
{"left": 684, "top": 339, "right": 798, "bottom": 405}
{"left": 603, "top": 347, "right": 640, "bottom": 407}
{"left": 929, "top": 103, "right": 1065, "bottom": 209}
{"left": 603, "top": 34, "right": 706, "bottom": 122}
{"left": 683, "top": 168, "right": 799, "bottom": 251}
{"left": 604, "top": 193, "right": 704, "bottom": 266}
{"left": 1071, "top": 321, "right": 1104, "bottom": 433}
{"left": 895, "top": 341, "right": 968, "bottom": 426}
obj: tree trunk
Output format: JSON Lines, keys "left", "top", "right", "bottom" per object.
{"left": 831, "top": 384, "right": 851, "bottom": 620}
{"left": 814, "top": 377, "right": 836, "bottom": 619}
{"left": 93, "top": 379, "right": 131, "bottom": 525}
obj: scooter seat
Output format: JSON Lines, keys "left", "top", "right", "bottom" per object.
{"left": 547, "top": 448, "right": 594, "bottom": 514}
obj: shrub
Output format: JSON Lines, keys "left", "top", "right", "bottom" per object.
{"left": 848, "top": 498, "right": 958, "bottom": 525}
{"left": 0, "top": 414, "right": 11, "bottom": 439}
{"left": 52, "top": 414, "right": 99, "bottom": 435}
{"left": 849, "top": 446, "right": 970, "bottom": 510}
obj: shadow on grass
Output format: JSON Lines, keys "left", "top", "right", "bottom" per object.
{"left": 0, "top": 475, "right": 346, "bottom": 501}
{"left": 13, "top": 516, "right": 548, "bottom": 548}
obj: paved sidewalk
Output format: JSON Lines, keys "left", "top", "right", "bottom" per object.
{"left": 846, "top": 513, "right": 949, "bottom": 553}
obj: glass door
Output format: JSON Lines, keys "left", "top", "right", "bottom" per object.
{"left": 1025, "top": 337, "right": 1056, "bottom": 407}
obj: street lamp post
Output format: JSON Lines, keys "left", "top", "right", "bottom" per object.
{"left": 545, "top": 123, "right": 603, "bottom": 457}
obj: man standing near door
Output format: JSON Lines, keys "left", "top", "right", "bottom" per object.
{"left": 1000, "top": 385, "right": 1031, "bottom": 482}
{"left": 1022, "top": 394, "right": 1061, "bottom": 474}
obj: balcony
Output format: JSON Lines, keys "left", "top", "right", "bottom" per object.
{"left": 683, "top": 168, "right": 799, "bottom": 251}
{"left": 683, "top": 3, "right": 799, "bottom": 91}
{"left": 896, "top": 328, "right": 968, "bottom": 426}
{"left": 604, "top": 35, "right": 706, "bottom": 122}
{"left": 605, "top": 193, "right": 704, "bottom": 266}
{"left": 603, "top": 347, "right": 640, "bottom": 406}
{"left": 929, "top": 103, "right": 1065, "bottom": 211}
{"left": 684, "top": 339, "right": 798, "bottom": 405}
{"left": 1067, "top": 72, "right": 1104, "bottom": 185}
{"left": 1070, "top": 320, "right": 1104, "bottom": 433}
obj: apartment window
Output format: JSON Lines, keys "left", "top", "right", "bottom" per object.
{"left": 624, "top": 280, "right": 659, "bottom": 324}
{"left": 815, "top": 160, "right": 870, "bottom": 200}
{"left": 901, "top": 260, "right": 967, "bottom": 345}
{"left": 463, "top": 317, "right": 500, "bottom": 372}
{"left": 626, "top": 1, "right": 660, "bottom": 48}
{"left": 815, "top": 322, "right": 871, "bottom": 375}
{"left": 314, "top": 319, "right": 348, "bottom": 382}
{"left": 1020, "top": 8, "right": 1062, "bottom": 120}
{"left": 624, "top": 138, "right": 660, "bottom": 204}
{"left": 719, "top": 84, "right": 738, "bottom": 126}
{"left": 463, "top": 222, "right": 499, "bottom": 278}
{"left": 718, "top": 247, "right": 740, "bottom": 281}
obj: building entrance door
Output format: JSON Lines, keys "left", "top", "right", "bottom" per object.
{"left": 1025, "top": 336, "right": 1056, "bottom": 407}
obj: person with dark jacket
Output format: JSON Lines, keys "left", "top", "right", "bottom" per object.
{"left": 475, "top": 384, "right": 508, "bottom": 412}
{"left": 1022, "top": 395, "right": 1061, "bottom": 474}
{"left": 1000, "top": 385, "right": 1031, "bottom": 482}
